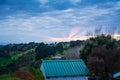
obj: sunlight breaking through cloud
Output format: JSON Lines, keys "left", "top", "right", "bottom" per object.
{"left": 0, "top": 0, "right": 120, "bottom": 43}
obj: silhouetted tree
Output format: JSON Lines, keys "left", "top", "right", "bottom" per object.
{"left": 0, "top": 45, "right": 11, "bottom": 58}
{"left": 87, "top": 47, "right": 120, "bottom": 80}
{"left": 80, "top": 34, "right": 117, "bottom": 62}
{"left": 70, "top": 40, "right": 82, "bottom": 47}
{"left": 55, "top": 43, "right": 63, "bottom": 53}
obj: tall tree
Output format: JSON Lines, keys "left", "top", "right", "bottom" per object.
{"left": 35, "top": 43, "right": 47, "bottom": 60}
{"left": 87, "top": 47, "right": 120, "bottom": 79}
{"left": 55, "top": 43, "right": 63, "bottom": 53}
{"left": 0, "top": 45, "right": 11, "bottom": 58}
{"left": 80, "top": 34, "right": 117, "bottom": 62}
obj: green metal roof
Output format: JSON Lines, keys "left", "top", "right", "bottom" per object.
{"left": 41, "top": 59, "right": 90, "bottom": 77}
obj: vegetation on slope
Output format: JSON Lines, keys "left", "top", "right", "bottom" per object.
{"left": 0, "top": 37, "right": 119, "bottom": 79}
{"left": 0, "top": 58, "right": 12, "bottom": 67}
{"left": 80, "top": 34, "right": 120, "bottom": 79}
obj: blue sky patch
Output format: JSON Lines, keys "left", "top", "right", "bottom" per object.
{"left": 0, "top": 0, "right": 120, "bottom": 43}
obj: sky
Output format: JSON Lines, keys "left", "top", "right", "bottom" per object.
{"left": 0, "top": 0, "right": 120, "bottom": 43}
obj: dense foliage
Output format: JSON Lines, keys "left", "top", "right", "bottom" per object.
{"left": 0, "top": 38, "right": 119, "bottom": 80}
{"left": 80, "top": 34, "right": 120, "bottom": 79}
{"left": 87, "top": 47, "right": 120, "bottom": 79}
{"left": 80, "top": 34, "right": 117, "bottom": 62}
{"left": 0, "top": 42, "right": 38, "bottom": 58}
{"left": 35, "top": 42, "right": 64, "bottom": 60}
{"left": 0, "top": 41, "right": 78, "bottom": 79}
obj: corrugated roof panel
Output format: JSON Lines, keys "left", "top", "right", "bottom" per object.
{"left": 67, "top": 62, "right": 73, "bottom": 76}
{"left": 41, "top": 59, "right": 90, "bottom": 77}
{"left": 57, "top": 62, "right": 62, "bottom": 76}
{"left": 69, "top": 62, "right": 75, "bottom": 75}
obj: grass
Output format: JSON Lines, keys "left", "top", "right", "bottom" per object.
{"left": 31, "top": 68, "right": 44, "bottom": 80}
{"left": 0, "top": 49, "right": 35, "bottom": 67}
{"left": 0, "top": 57, "right": 12, "bottom": 67}
{"left": 0, "top": 74, "right": 22, "bottom": 80}
{"left": 24, "top": 48, "right": 35, "bottom": 55}
{"left": 11, "top": 48, "right": 35, "bottom": 61}
{"left": 11, "top": 53, "right": 22, "bottom": 61}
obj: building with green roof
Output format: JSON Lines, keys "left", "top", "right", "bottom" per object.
{"left": 40, "top": 59, "right": 90, "bottom": 80}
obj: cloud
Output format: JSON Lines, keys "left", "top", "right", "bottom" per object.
{"left": 1, "top": 0, "right": 119, "bottom": 18}
{"left": 115, "top": 1, "right": 120, "bottom": 10}
{"left": 39, "top": 0, "right": 48, "bottom": 5}
{"left": 70, "top": 0, "right": 81, "bottom": 5}
{"left": 0, "top": 0, "right": 120, "bottom": 43}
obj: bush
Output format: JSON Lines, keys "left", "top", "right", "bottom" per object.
{"left": 14, "top": 70, "right": 36, "bottom": 80}
{"left": 31, "top": 68, "right": 44, "bottom": 80}
{"left": 0, "top": 74, "right": 21, "bottom": 80}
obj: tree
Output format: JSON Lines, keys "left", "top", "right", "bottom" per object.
{"left": 70, "top": 40, "right": 82, "bottom": 47}
{"left": 35, "top": 42, "right": 63, "bottom": 60}
{"left": 35, "top": 43, "right": 48, "bottom": 60}
{"left": 55, "top": 43, "right": 63, "bottom": 53}
{"left": 80, "top": 34, "right": 117, "bottom": 62}
{"left": 87, "top": 47, "right": 120, "bottom": 79}
{"left": 94, "top": 26, "right": 102, "bottom": 36}
{"left": 80, "top": 34, "right": 119, "bottom": 80}
{"left": 0, "top": 45, "right": 11, "bottom": 58}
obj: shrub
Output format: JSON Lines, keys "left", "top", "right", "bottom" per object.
{"left": 14, "top": 70, "right": 36, "bottom": 80}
